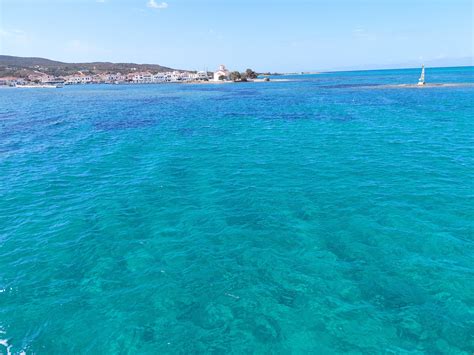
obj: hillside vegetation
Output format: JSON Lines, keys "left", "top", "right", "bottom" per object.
{"left": 0, "top": 55, "right": 178, "bottom": 78}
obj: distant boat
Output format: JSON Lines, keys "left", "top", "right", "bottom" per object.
{"left": 418, "top": 65, "right": 425, "bottom": 86}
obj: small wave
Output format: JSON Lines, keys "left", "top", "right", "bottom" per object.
{"left": 0, "top": 327, "right": 26, "bottom": 355}
{"left": 0, "top": 329, "right": 12, "bottom": 355}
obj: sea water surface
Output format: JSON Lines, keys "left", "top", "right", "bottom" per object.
{"left": 1, "top": 67, "right": 473, "bottom": 353}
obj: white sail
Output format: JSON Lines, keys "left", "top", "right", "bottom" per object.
{"left": 418, "top": 65, "right": 425, "bottom": 85}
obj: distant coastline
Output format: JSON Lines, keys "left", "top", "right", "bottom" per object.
{"left": 1, "top": 54, "right": 472, "bottom": 88}
{"left": 0, "top": 55, "right": 274, "bottom": 87}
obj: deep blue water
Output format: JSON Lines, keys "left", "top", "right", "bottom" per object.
{"left": 1, "top": 67, "right": 473, "bottom": 354}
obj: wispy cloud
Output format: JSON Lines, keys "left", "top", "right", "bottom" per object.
{"left": 352, "top": 27, "right": 377, "bottom": 41}
{"left": 0, "top": 28, "right": 32, "bottom": 53}
{"left": 208, "top": 29, "right": 224, "bottom": 40}
{"left": 66, "top": 40, "right": 93, "bottom": 54}
{"left": 0, "top": 28, "right": 31, "bottom": 45}
{"left": 96, "top": 0, "right": 107, "bottom": 3}
{"left": 147, "top": 0, "right": 168, "bottom": 9}
{"left": 0, "top": 28, "right": 26, "bottom": 38}
{"left": 352, "top": 28, "right": 365, "bottom": 35}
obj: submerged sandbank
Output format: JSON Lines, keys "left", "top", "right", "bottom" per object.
{"left": 369, "top": 83, "right": 474, "bottom": 89}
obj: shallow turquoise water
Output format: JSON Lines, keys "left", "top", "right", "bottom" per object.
{"left": 0, "top": 67, "right": 473, "bottom": 353}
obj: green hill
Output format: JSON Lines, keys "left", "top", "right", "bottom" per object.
{"left": 0, "top": 55, "right": 179, "bottom": 78}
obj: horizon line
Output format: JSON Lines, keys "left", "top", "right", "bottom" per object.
{"left": 1, "top": 53, "right": 473, "bottom": 75}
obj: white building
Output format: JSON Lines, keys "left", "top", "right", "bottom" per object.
{"left": 0, "top": 77, "right": 24, "bottom": 86}
{"left": 130, "top": 72, "right": 154, "bottom": 83}
{"left": 196, "top": 71, "right": 209, "bottom": 80}
{"left": 153, "top": 73, "right": 166, "bottom": 82}
{"left": 213, "top": 65, "right": 230, "bottom": 81}
{"left": 104, "top": 73, "right": 125, "bottom": 83}
{"left": 66, "top": 74, "right": 93, "bottom": 84}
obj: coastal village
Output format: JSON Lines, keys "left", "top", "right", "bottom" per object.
{"left": 0, "top": 64, "right": 264, "bottom": 87}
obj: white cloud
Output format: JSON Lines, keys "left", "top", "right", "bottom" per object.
{"left": 352, "top": 27, "right": 377, "bottom": 41}
{"left": 147, "top": 0, "right": 168, "bottom": 9}
{"left": 0, "top": 28, "right": 31, "bottom": 46}
{"left": 0, "top": 28, "right": 26, "bottom": 38}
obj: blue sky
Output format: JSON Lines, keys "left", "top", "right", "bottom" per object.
{"left": 0, "top": 0, "right": 472, "bottom": 72}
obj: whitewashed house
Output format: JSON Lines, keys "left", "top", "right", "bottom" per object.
{"left": 153, "top": 73, "right": 166, "bottom": 83}
{"left": 180, "top": 72, "right": 192, "bottom": 82}
{"left": 103, "top": 73, "right": 124, "bottom": 83}
{"left": 130, "top": 72, "right": 153, "bottom": 83}
{"left": 142, "top": 72, "right": 154, "bottom": 83}
{"left": 197, "top": 71, "right": 209, "bottom": 80}
{"left": 189, "top": 71, "right": 209, "bottom": 81}
{"left": 0, "top": 77, "right": 23, "bottom": 86}
{"left": 66, "top": 74, "right": 93, "bottom": 84}
{"left": 170, "top": 71, "right": 182, "bottom": 82}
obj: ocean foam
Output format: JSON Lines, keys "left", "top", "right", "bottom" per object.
{"left": 0, "top": 338, "right": 12, "bottom": 355}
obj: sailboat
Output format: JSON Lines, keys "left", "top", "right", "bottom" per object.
{"left": 418, "top": 65, "right": 425, "bottom": 86}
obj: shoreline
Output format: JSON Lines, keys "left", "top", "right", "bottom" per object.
{"left": 2, "top": 80, "right": 471, "bottom": 89}
{"left": 2, "top": 78, "right": 293, "bottom": 89}
{"left": 182, "top": 78, "right": 292, "bottom": 85}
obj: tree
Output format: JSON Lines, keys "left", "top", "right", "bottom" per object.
{"left": 245, "top": 68, "right": 257, "bottom": 79}
{"left": 230, "top": 71, "right": 241, "bottom": 81}
{"left": 218, "top": 75, "right": 226, "bottom": 81}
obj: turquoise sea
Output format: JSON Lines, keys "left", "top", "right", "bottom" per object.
{"left": 1, "top": 67, "right": 473, "bottom": 354}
